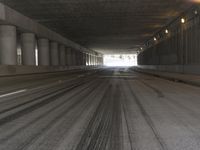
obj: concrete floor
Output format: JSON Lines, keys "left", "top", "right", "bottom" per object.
{"left": 0, "top": 68, "right": 200, "bottom": 150}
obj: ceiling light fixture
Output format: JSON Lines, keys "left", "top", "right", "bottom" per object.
{"left": 181, "top": 18, "right": 185, "bottom": 24}
{"left": 165, "top": 29, "right": 169, "bottom": 34}
{"left": 154, "top": 37, "right": 157, "bottom": 41}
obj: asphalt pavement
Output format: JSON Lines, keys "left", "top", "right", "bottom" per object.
{"left": 0, "top": 68, "right": 200, "bottom": 150}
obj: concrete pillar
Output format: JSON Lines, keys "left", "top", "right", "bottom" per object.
{"left": 85, "top": 53, "right": 87, "bottom": 66}
{"left": 72, "top": 49, "right": 76, "bottom": 66}
{"left": 93, "top": 55, "right": 95, "bottom": 66}
{"left": 81, "top": 52, "right": 84, "bottom": 66}
{"left": 0, "top": 25, "right": 17, "bottom": 65}
{"left": 88, "top": 54, "right": 90, "bottom": 65}
{"left": 87, "top": 54, "right": 89, "bottom": 66}
{"left": 82, "top": 53, "right": 84, "bottom": 66}
{"left": 50, "top": 41, "right": 59, "bottom": 66}
{"left": 38, "top": 38, "right": 50, "bottom": 66}
{"left": 92, "top": 54, "right": 95, "bottom": 66}
{"left": 98, "top": 57, "right": 100, "bottom": 65}
{"left": 98, "top": 57, "right": 101, "bottom": 65}
{"left": 99, "top": 57, "right": 101, "bottom": 65}
{"left": 90, "top": 54, "right": 93, "bottom": 66}
{"left": 80, "top": 52, "right": 83, "bottom": 65}
{"left": 94, "top": 55, "right": 97, "bottom": 66}
{"left": 81, "top": 52, "right": 85, "bottom": 66}
{"left": 101, "top": 57, "right": 103, "bottom": 65}
{"left": 77, "top": 51, "right": 81, "bottom": 66}
{"left": 59, "top": 45, "right": 66, "bottom": 66}
{"left": 94, "top": 55, "right": 96, "bottom": 66}
{"left": 76, "top": 51, "right": 80, "bottom": 66}
{"left": 83, "top": 53, "right": 86, "bottom": 66}
{"left": 21, "top": 33, "right": 36, "bottom": 66}
{"left": 66, "top": 48, "right": 72, "bottom": 66}
{"left": 78, "top": 51, "right": 82, "bottom": 65}
{"left": 85, "top": 53, "right": 89, "bottom": 66}
{"left": 85, "top": 53, "right": 88, "bottom": 66}
{"left": 97, "top": 56, "right": 99, "bottom": 66}
{"left": 89, "top": 54, "right": 91, "bottom": 66}
{"left": 96, "top": 56, "right": 98, "bottom": 65}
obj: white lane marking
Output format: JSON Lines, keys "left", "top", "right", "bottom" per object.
{"left": 0, "top": 89, "right": 27, "bottom": 98}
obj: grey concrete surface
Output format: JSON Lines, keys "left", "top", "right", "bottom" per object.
{"left": 66, "top": 48, "right": 72, "bottom": 66}
{"left": 134, "top": 67, "right": 200, "bottom": 87}
{"left": 138, "top": 65, "right": 200, "bottom": 75}
{"left": 0, "top": 25, "right": 17, "bottom": 65}
{"left": 38, "top": 38, "right": 50, "bottom": 66}
{"left": 50, "top": 42, "right": 59, "bottom": 66}
{"left": 59, "top": 45, "right": 66, "bottom": 66}
{"left": 72, "top": 50, "right": 77, "bottom": 66}
{"left": 21, "top": 33, "right": 36, "bottom": 66}
{"left": 89, "top": 54, "right": 92, "bottom": 65}
{"left": 0, "top": 67, "right": 200, "bottom": 150}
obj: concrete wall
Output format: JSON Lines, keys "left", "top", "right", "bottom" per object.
{"left": 0, "top": 65, "right": 96, "bottom": 77}
{"left": 138, "top": 65, "right": 200, "bottom": 75}
{"left": 138, "top": 7, "right": 200, "bottom": 75}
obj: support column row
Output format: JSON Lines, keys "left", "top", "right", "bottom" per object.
{"left": 0, "top": 25, "right": 98, "bottom": 67}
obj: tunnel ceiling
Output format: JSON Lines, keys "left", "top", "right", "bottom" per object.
{"left": 0, "top": 0, "right": 194, "bottom": 54}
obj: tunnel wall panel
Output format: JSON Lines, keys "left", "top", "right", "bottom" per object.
{"left": 138, "top": 15, "right": 200, "bottom": 74}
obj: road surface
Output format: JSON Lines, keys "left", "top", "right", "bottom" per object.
{"left": 0, "top": 68, "right": 200, "bottom": 150}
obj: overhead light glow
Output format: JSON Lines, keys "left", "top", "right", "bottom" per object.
{"left": 191, "top": 0, "right": 200, "bottom": 3}
{"left": 181, "top": 18, "right": 185, "bottom": 24}
{"left": 194, "top": 10, "right": 198, "bottom": 15}
{"left": 165, "top": 29, "right": 169, "bottom": 34}
{"left": 154, "top": 37, "right": 157, "bottom": 41}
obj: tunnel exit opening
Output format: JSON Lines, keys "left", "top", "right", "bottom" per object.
{"left": 103, "top": 54, "right": 137, "bottom": 67}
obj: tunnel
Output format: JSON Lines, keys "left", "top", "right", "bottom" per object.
{"left": 0, "top": 0, "right": 200, "bottom": 150}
